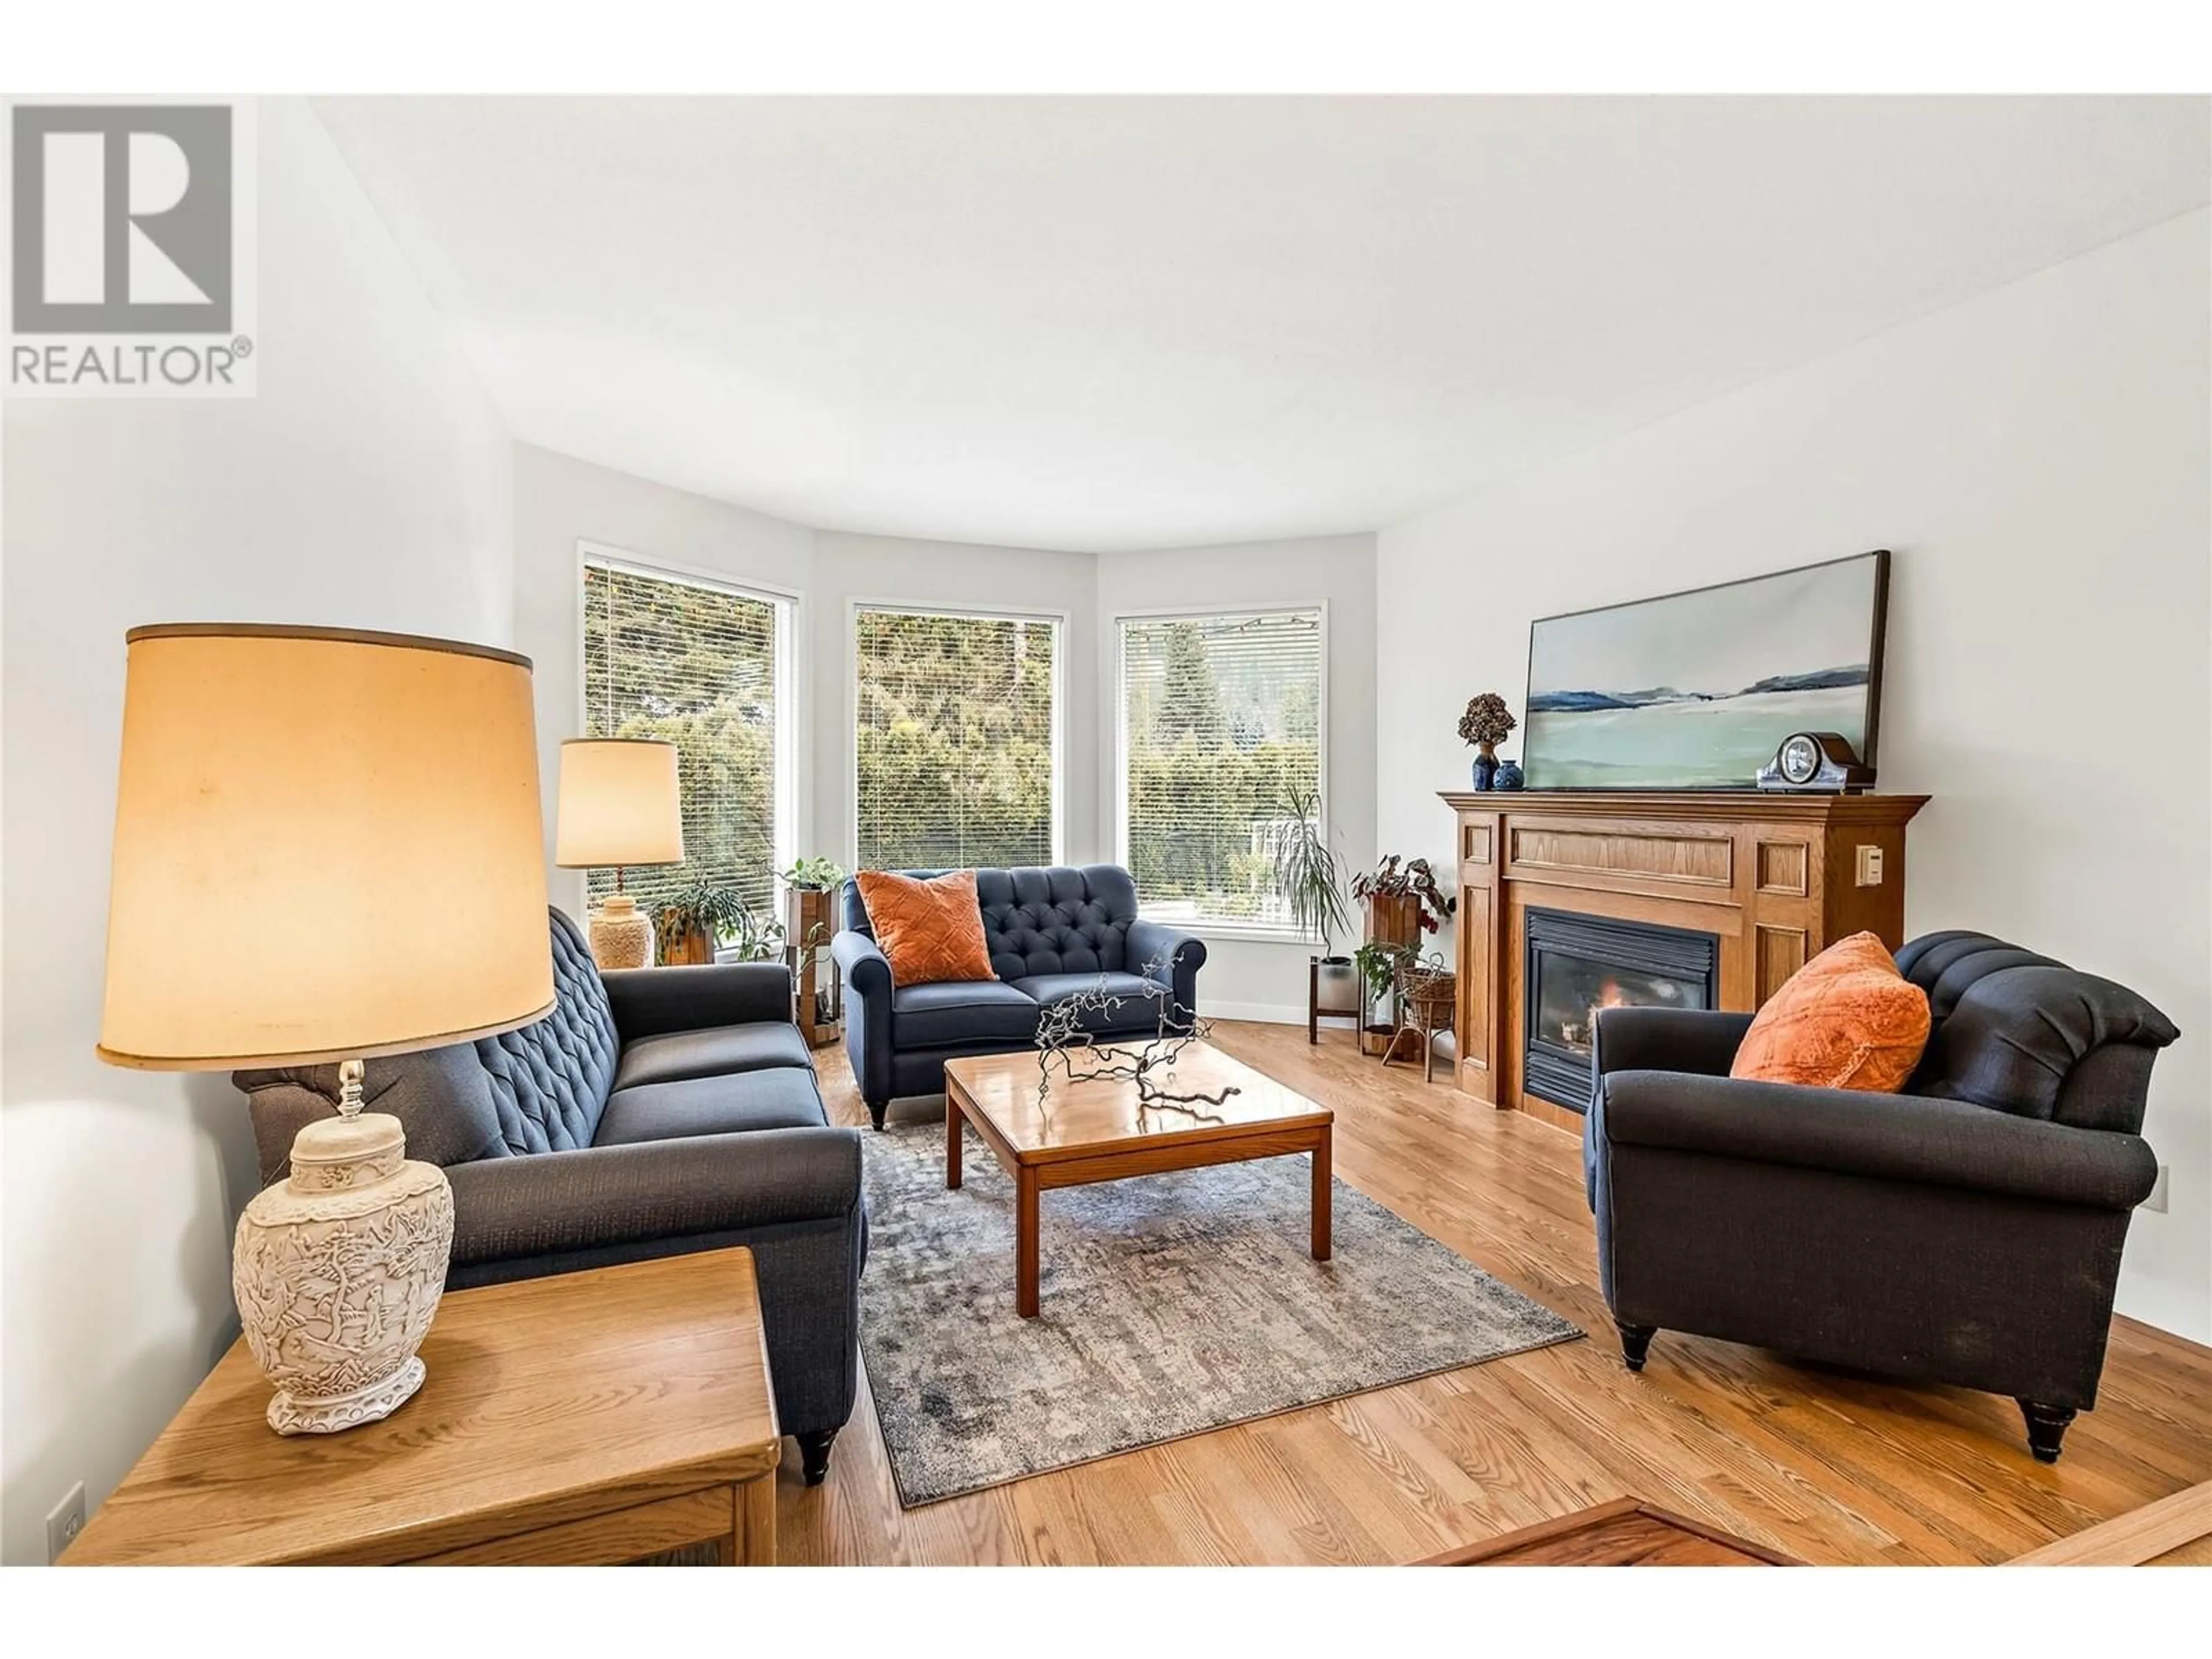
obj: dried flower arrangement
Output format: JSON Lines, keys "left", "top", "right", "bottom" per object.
{"left": 1458, "top": 691, "right": 1517, "bottom": 748}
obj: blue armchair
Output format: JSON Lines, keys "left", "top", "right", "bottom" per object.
{"left": 831, "top": 863, "right": 1206, "bottom": 1129}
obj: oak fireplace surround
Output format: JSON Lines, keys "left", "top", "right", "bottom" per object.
{"left": 1438, "top": 790, "right": 1929, "bottom": 1131}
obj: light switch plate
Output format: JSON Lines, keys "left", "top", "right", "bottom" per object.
{"left": 1854, "top": 844, "right": 1884, "bottom": 887}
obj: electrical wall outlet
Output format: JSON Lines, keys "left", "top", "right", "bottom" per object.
{"left": 2142, "top": 1164, "right": 2171, "bottom": 1214}
{"left": 46, "top": 1481, "right": 86, "bottom": 1562}
{"left": 1854, "top": 844, "right": 1884, "bottom": 887}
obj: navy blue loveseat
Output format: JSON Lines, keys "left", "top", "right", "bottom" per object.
{"left": 830, "top": 863, "right": 1206, "bottom": 1129}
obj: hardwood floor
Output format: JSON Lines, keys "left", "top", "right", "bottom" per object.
{"left": 775, "top": 1021, "right": 2212, "bottom": 1565}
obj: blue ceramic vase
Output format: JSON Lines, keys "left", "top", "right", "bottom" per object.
{"left": 1494, "top": 760, "right": 1525, "bottom": 791}
{"left": 1471, "top": 745, "right": 1498, "bottom": 790}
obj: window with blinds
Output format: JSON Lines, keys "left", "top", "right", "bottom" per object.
{"left": 854, "top": 607, "right": 1060, "bottom": 871}
{"left": 580, "top": 557, "right": 789, "bottom": 922}
{"left": 1118, "top": 608, "right": 1325, "bottom": 930}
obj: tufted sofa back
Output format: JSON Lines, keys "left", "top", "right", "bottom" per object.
{"left": 843, "top": 864, "right": 1141, "bottom": 983}
{"left": 1894, "top": 930, "right": 2179, "bottom": 1133}
{"left": 467, "top": 908, "right": 621, "bottom": 1152}
{"left": 237, "top": 909, "right": 618, "bottom": 1176}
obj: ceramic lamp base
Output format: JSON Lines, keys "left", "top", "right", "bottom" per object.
{"left": 267, "top": 1356, "right": 427, "bottom": 1435}
{"left": 588, "top": 894, "right": 654, "bottom": 969}
{"left": 232, "top": 1095, "right": 454, "bottom": 1437}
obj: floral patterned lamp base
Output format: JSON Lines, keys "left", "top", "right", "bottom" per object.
{"left": 232, "top": 1059, "right": 454, "bottom": 1435}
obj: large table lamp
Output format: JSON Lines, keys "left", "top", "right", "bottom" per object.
{"left": 554, "top": 737, "right": 684, "bottom": 968}
{"left": 97, "top": 624, "right": 555, "bottom": 1434}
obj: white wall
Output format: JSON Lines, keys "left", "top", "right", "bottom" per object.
{"left": 1376, "top": 210, "right": 2212, "bottom": 1342}
{"left": 813, "top": 529, "right": 1100, "bottom": 876}
{"left": 510, "top": 443, "right": 817, "bottom": 915}
{"left": 1097, "top": 534, "right": 1379, "bottom": 1022}
{"left": 0, "top": 99, "right": 514, "bottom": 1563}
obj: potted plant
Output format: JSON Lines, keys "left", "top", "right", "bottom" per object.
{"left": 1350, "top": 856, "right": 1458, "bottom": 1054}
{"left": 779, "top": 855, "right": 848, "bottom": 892}
{"left": 1352, "top": 938, "right": 1410, "bottom": 1002}
{"left": 1459, "top": 691, "right": 1518, "bottom": 790}
{"left": 654, "top": 878, "right": 751, "bottom": 966}
{"left": 1351, "top": 854, "right": 1457, "bottom": 941}
{"left": 778, "top": 855, "right": 849, "bottom": 1044}
{"left": 1271, "top": 783, "right": 1358, "bottom": 1017}
{"left": 717, "top": 906, "right": 787, "bottom": 964}
{"left": 1349, "top": 938, "right": 1410, "bottom": 1055}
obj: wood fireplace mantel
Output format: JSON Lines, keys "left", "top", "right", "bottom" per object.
{"left": 1438, "top": 790, "right": 1930, "bottom": 1131}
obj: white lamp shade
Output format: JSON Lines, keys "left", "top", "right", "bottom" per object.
{"left": 554, "top": 738, "right": 684, "bottom": 869}
{"left": 97, "top": 624, "right": 556, "bottom": 1070}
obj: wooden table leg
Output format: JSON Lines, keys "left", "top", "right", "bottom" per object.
{"left": 720, "top": 1474, "right": 775, "bottom": 1565}
{"left": 1016, "top": 1168, "right": 1040, "bottom": 1317}
{"left": 946, "top": 1093, "right": 963, "bottom": 1190}
{"left": 1311, "top": 1130, "right": 1332, "bottom": 1262}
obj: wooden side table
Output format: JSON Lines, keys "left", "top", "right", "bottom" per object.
{"left": 62, "top": 1248, "right": 782, "bottom": 1566}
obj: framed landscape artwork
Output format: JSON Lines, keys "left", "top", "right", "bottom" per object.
{"left": 1521, "top": 550, "right": 1890, "bottom": 790}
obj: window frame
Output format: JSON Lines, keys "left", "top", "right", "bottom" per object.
{"left": 573, "top": 539, "right": 800, "bottom": 912}
{"left": 1112, "top": 600, "right": 1332, "bottom": 942}
{"left": 846, "top": 596, "right": 1069, "bottom": 873}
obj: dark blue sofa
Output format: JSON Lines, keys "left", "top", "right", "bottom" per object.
{"left": 237, "top": 910, "right": 866, "bottom": 1483}
{"left": 830, "top": 863, "right": 1206, "bottom": 1130}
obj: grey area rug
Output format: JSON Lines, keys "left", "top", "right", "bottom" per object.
{"left": 857, "top": 1113, "right": 1582, "bottom": 1507}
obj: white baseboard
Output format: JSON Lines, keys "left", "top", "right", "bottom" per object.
{"left": 1203, "top": 1001, "right": 1308, "bottom": 1027}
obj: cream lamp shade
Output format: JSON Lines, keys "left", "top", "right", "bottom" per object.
{"left": 554, "top": 738, "right": 685, "bottom": 869}
{"left": 97, "top": 624, "right": 555, "bottom": 1066}
{"left": 97, "top": 623, "right": 555, "bottom": 1438}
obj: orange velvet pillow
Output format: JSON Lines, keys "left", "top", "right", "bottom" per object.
{"left": 854, "top": 869, "right": 997, "bottom": 987}
{"left": 1730, "top": 931, "right": 1931, "bottom": 1093}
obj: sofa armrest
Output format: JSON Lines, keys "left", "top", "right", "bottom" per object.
{"left": 1127, "top": 920, "right": 1206, "bottom": 1027}
{"left": 1596, "top": 1069, "right": 2157, "bottom": 1210}
{"left": 831, "top": 930, "right": 894, "bottom": 1109}
{"left": 1127, "top": 919, "right": 1207, "bottom": 982}
{"left": 1592, "top": 1007, "right": 1754, "bottom": 1078}
{"left": 600, "top": 960, "right": 792, "bottom": 1041}
{"left": 830, "top": 929, "right": 892, "bottom": 998}
{"left": 444, "top": 1125, "right": 863, "bottom": 1268}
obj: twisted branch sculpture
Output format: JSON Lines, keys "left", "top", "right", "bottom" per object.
{"left": 1035, "top": 948, "right": 1240, "bottom": 1118}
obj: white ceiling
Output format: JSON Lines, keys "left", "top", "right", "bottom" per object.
{"left": 316, "top": 96, "right": 2209, "bottom": 554}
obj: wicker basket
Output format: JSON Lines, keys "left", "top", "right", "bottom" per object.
{"left": 1400, "top": 967, "right": 1458, "bottom": 1023}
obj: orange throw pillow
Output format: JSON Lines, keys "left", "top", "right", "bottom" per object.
{"left": 854, "top": 869, "right": 997, "bottom": 987}
{"left": 1731, "top": 931, "right": 1931, "bottom": 1093}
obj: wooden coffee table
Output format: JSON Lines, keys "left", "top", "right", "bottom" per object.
{"left": 62, "top": 1248, "right": 782, "bottom": 1565}
{"left": 943, "top": 1040, "right": 1334, "bottom": 1318}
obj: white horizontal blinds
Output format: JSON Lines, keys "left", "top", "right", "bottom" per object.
{"left": 1121, "top": 609, "right": 1323, "bottom": 928}
{"left": 581, "top": 559, "right": 782, "bottom": 921}
{"left": 855, "top": 608, "right": 1058, "bottom": 871}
